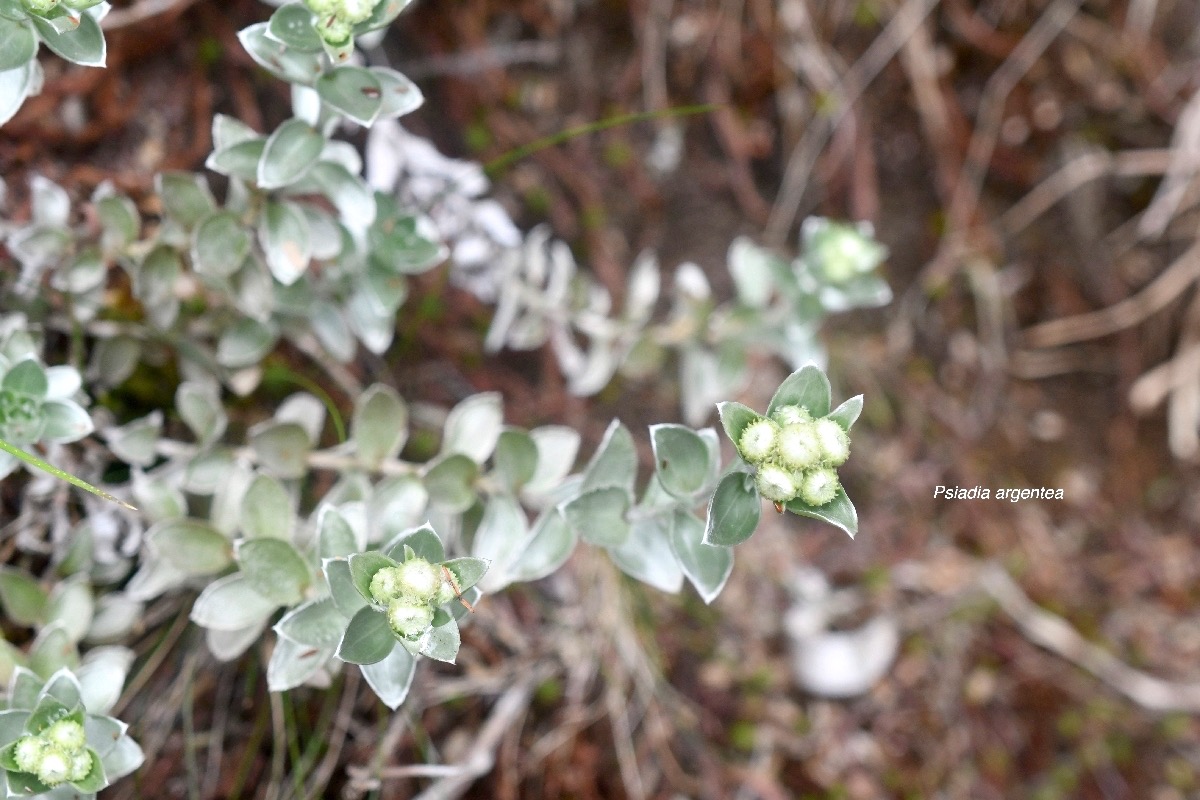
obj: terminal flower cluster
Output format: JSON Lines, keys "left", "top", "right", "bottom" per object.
{"left": 736, "top": 404, "right": 850, "bottom": 507}
{"left": 304, "top": 0, "right": 381, "bottom": 45}
{"left": 7, "top": 720, "right": 92, "bottom": 788}
{"left": 368, "top": 556, "right": 465, "bottom": 640}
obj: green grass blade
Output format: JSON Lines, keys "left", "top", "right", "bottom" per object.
{"left": 0, "top": 436, "right": 137, "bottom": 511}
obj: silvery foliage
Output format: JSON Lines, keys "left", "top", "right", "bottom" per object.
{"left": 0, "top": 0, "right": 884, "bottom": 724}
{"left": 0, "top": 1, "right": 109, "bottom": 128}
{"left": 0, "top": 314, "right": 92, "bottom": 479}
{"left": 0, "top": 663, "right": 142, "bottom": 799}
{"left": 483, "top": 217, "right": 891, "bottom": 425}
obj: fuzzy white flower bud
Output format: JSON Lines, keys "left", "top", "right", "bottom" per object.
{"left": 755, "top": 463, "right": 798, "bottom": 503}
{"left": 369, "top": 566, "right": 405, "bottom": 604}
{"left": 777, "top": 421, "right": 822, "bottom": 471}
{"left": 44, "top": 720, "right": 85, "bottom": 754}
{"left": 770, "top": 404, "right": 811, "bottom": 427}
{"left": 13, "top": 735, "right": 44, "bottom": 773}
{"left": 68, "top": 750, "right": 93, "bottom": 782}
{"left": 738, "top": 418, "right": 779, "bottom": 464}
{"left": 798, "top": 467, "right": 840, "bottom": 506}
{"left": 396, "top": 558, "right": 441, "bottom": 603}
{"left": 813, "top": 418, "right": 850, "bottom": 466}
{"left": 387, "top": 598, "right": 434, "bottom": 640}
{"left": 36, "top": 748, "right": 71, "bottom": 786}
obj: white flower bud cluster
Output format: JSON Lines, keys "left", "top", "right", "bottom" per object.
{"left": 304, "top": 0, "right": 380, "bottom": 45}
{"left": 369, "top": 558, "right": 456, "bottom": 640}
{"left": 735, "top": 404, "right": 851, "bottom": 507}
{"left": 11, "top": 720, "right": 93, "bottom": 787}
{"left": 802, "top": 218, "right": 888, "bottom": 285}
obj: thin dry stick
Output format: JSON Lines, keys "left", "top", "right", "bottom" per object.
{"left": 1022, "top": 240, "right": 1200, "bottom": 348}
{"left": 764, "top": 0, "right": 940, "bottom": 247}
{"left": 979, "top": 564, "right": 1200, "bottom": 712}
{"left": 1000, "top": 149, "right": 1173, "bottom": 236}
{"left": 605, "top": 680, "right": 648, "bottom": 800}
{"left": 303, "top": 670, "right": 360, "bottom": 800}
{"left": 100, "top": 0, "right": 202, "bottom": 29}
{"left": 925, "top": 0, "right": 1085, "bottom": 287}
{"left": 1130, "top": 342, "right": 1200, "bottom": 411}
{"left": 1164, "top": 292, "right": 1200, "bottom": 458}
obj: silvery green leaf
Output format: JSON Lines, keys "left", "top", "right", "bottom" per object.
{"left": 316, "top": 66, "right": 383, "bottom": 127}
{"left": 580, "top": 419, "right": 635, "bottom": 493}
{"left": 274, "top": 391, "right": 325, "bottom": 444}
{"left": 154, "top": 172, "right": 214, "bottom": 230}
{"left": 507, "top": 510, "right": 576, "bottom": 583}
{"left": 39, "top": 667, "right": 83, "bottom": 708}
{"left": 0, "top": 0, "right": 24, "bottom": 18}
{"left": 30, "top": 10, "right": 104, "bottom": 66}
{"left": 106, "top": 410, "right": 162, "bottom": 467}
{"left": 147, "top": 518, "right": 232, "bottom": 576}
{"left": 441, "top": 392, "right": 503, "bottom": 463}
{"left": 324, "top": 558, "right": 367, "bottom": 618}
{"left": 248, "top": 420, "right": 310, "bottom": 479}
{"left": 607, "top": 514, "right": 683, "bottom": 593}
{"left": 75, "top": 646, "right": 133, "bottom": 714}
{"left": 826, "top": 394, "right": 863, "bottom": 431}
{"left": 268, "top": 635, "right": 334, "bottom": 691}
{"left": 679, "top": 346, "right": 722, "bottom": 426}
{"left": 352, "top": 384, "right": 407, "bottom": 468}
{"left": 0, "top": 60, "right": 37, "bottom": 127}
{"left": 370, "top": 476, "right": 428, "bottom": 540}
{"left": 175, "top": 381, "right": 226, "bottom": 445}
{"left": 51, "top": 246, "right": 106, "bottom": 293}
{"left": 364, "top": 264, "right": 408, "bottom": 312}
{"left": 82, "top": 713, "right": 125, "bottom": 760}
{"left": 206, "top": 139, "right": 266, "bottom": 182}
{"left": 192, "top": 211, "right": 251, "bottom": 278}
{"left": 206, "top": 620, "right": 266, "bottom": 662}
{"left": 8, "top": 666, "right": 41, "bottom": 707}
{"left": 130, "top": 470, "right": 185, "bottom": 523}
{"left": 307, "top": 161, "right": 376, "bottom": 228}
{"left": 237, "top": 22, "right": 323, "bottom": 85}
{"left": 423, "top": 454, "right": 479, "bottom": 513}
{"left": 623, "top": 250, "right": 659, "bottom": 323}
{"left": 383, "top": 523, "right": 444, "bottom": 564}
{"left": 703, "top": 471, "right": 760, "bottom": 546}
{"left": 440, "top": 557, "right": 488, "bottom": 595}
{"left": 371, "top": 66, "right": 423, "bottom": 121}
{"left": 728, "top": 237, "right": 780, "bottom": 308}
{"left": 275, "top": 598, "right": 344, "bottom": 648}
{"left": 267, "top": 3, "right": 321, "bottom": 51}
{"left": 100, "top": 733, "right": 144, "bottom": 783}
{"left": 0, "top": 17, "right": 35, "bottom": 73}
{"left": 0, "top": 566, "right": 46, "bottom": 626}
{"left": 258, "top": 200, "right": 311, "bottom": 285}
{"left": 302, "top": 207, "right": 344, "bottom": 260}
{"left": 317, "top": 506, "right": 358, "bottom": 559}
{"left": 258, "top": 118, "right": 323, "bottom": 190}
{"left": 360, "top": 641, "right": 416, "bottom": 709}
{"left": 46, "top": 576, "right": 92, "bottom": 642}
{"left": 785, "top": 487, "right": 857, "bottom": 538}
{"left": 768, "top": 365, "right": 832, "bottom": 418}
{"left": 417, "top": 614, "right": 459, "bottom": 663}
{"left": 43, "top": 364, "right": 80, "bottom": 397}
{"left": 135, "top": 243, "right": 180, "bottom": 305}
{"left": 649, "top": 423, "right": 709, "bottom": 499}
{"left": 240, "top": 474, "right": 292, "bottom": 540}
{"left": 0, "top": 709, "right": 29, "bottom": 751}
{"left": 211, "top": 113, "right": 258, "bottom": 150}
{"left": 190, "top": 572, "right": 277, "bottom": 631}
{"left": 216, "top": 317, "right": 277, "bottom": 368}
{"left": 236, "top": 538, "right": 310, "bottom": 605}
{"left": 292, "top": 82, "right": 321, "bottom": 125}
{"left": 29, "top": 623, "right": 78, "bottom": 676}
{"left": 318, "top": 139, "right": 362, "bottom": 174}
{"left": 336, "top": 607, "right": 395, "bottom": 665}
{"left": 85, "top": 594, "right": 142, "bottom": 644}
{"left": 670, "top": 511, "right": 732, "bottom": 603}
{"left": 86, "top": 335, "right": 139, "bottom": 387}
{"left": 3, "top": 357, "right": 46, "bottom": 396}
{"left": 310, "top": 302, "right": 356, "bottom": 363}
{"left": 470, "top": 493, "right": 526, "bottom": 591}
{"left": 493, "top": 427, "right": 537, "bottom": 492}
{"left": 523, "top": 426, "right": 579, "bottom": 497}
{"left": 124, "top": 554, "right": 188, "bottom": 602}
{"left": 560, "top": 487, "right": 630, "bottom": 548}
{"left": 8, "top": 224, "right": 69, "bottom": 270}
{"left": 95, "top": 194, "right": 138, "bottom": 255}
{"left": 345, "top": 287, "right": 394, "bottom": 354}
{"left": 181, "top": 447, "right": 234, "bottom": 496}
{"left": 564, "top": 339, "right": 618, "bottom": 397}
{"left": 352, "top": 0, "right": 413, "bottom": 33}
{"left": 40, "top": 399, "right": 93, "bottom": 443}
